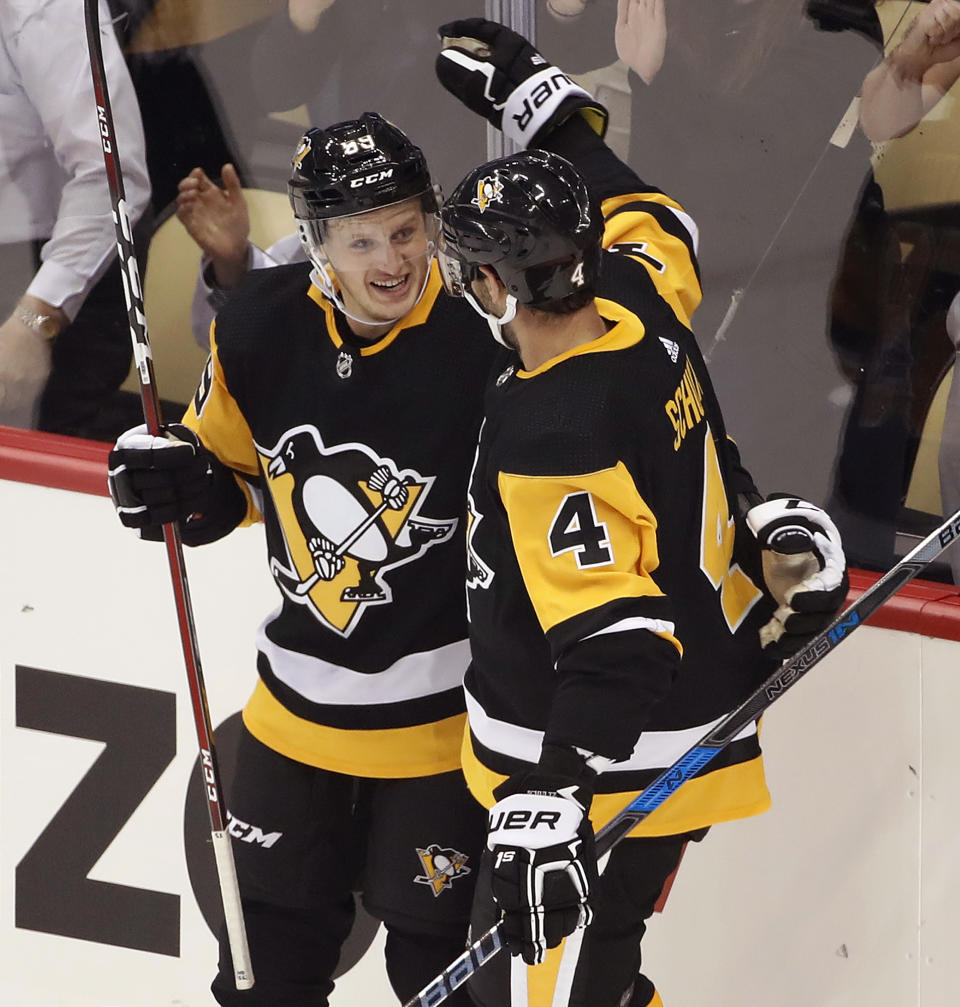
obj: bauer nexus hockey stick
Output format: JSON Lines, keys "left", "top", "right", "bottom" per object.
{"left": 406, "top": 506, "right": 960, "bottom": 1007}
{"left": 83, "top": 2, "right": 253, "bottom": 989}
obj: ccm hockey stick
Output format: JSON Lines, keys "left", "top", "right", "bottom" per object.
{"left": 83, "top": 2, "right": 253, "bottom": 989}
{"left": 406, "top": 507, "right": 960, "bottom": 1007}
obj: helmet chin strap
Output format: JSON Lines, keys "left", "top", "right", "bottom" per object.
{"left": 308, "top": 255, "right": 434, "bottom": 330}
{"left": 464, "top": 290, "right": 518, "bottom": 348}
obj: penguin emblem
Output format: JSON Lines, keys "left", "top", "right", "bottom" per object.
{"left": 260, "top": 425, "right": 457, "bottom": 636}
{"left": 414, "top": 844, "right": 471, "bottom": 897}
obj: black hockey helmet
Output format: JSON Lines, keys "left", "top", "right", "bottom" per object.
{"left": 288, "top": 113, "right": 437, "bottom": 222}
{"left": 438, "top": 149, "right": 602, "bottom": 312}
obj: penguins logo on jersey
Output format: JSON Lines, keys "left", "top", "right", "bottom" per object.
{"left": 464, "top": 425, "right": 494, "bottom": 598}
{"left": 413, "top": 844, "right": 471, "bottom": 897}
{"left": 292, "top": 134, "right": 312, "bottom": 170}
{"left": 259, "top": 425, "right": 457, "bottom": 637}
{"left": 472, "top": 174, "right": 503, "bottom": 214}
{"left": 193, "top": 355, "right": 214, "bottom": 416}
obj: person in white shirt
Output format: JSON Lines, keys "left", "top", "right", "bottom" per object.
{"left": 0, "top": 0, "right": 150, "bottom": 435}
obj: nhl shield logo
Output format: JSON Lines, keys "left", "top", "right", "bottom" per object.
{"left": 336, "top": 350, "right": 354, "bottom": 379}
{"left": 414, "top": 844, "right": 471, "bottom": 897}
{"left": 260, "top": 426, "right": 458, "bottom": 637}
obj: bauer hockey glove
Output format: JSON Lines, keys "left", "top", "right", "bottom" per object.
{"left": 746, "top": 495, "right": 849, "bottom": 659}
{"left": 485, "top": 744, "right": 599, "bottom": 965}
{"left": 436, "top": 17, "right": 608, "bottom": 149}
{"left": 108, "top": 423, "right": 244, "bottom": 543}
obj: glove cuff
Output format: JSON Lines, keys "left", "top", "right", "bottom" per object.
{"left": 537, "top": 742, "right": 597, "bottom": 784}
{"left": 493, "top": 743, "right": 597, "bottom": 807}
{"left": 501, "top": 65, "right": 608, "bottom": 147}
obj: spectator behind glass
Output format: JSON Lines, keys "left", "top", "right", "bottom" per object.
{"left": 857, "top": 0, "right": 960, "bottom": 584}
{"left": 0, "top": 0, "right": 150, "bottom": 438}
{"left": 117, "top": 0, "right": 483, "bottom": 216}
{"left": 543, "top": 2, "right": 883, "bottom": 521}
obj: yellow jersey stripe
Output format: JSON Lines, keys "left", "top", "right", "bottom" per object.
{"left": 461, "top": 729, "right": 770, "bottom": 837}
{"left": 244, "top": 679, "right": 466, "bottom": 778}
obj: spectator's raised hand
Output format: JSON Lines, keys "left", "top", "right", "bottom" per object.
{"left": 615, "top": 0, "right": 666, "bottom": 85}
{"left": 860, "top": 0, "right": 960, "bottom": 141}
{"left": 894, "top": 0, "right": 960, "bottom": 80}
{"left": 287, "top": 0, "right": 336, "bottom": 34}
{"left": 546, "top": 0, "right": 587, "bottom": 20}
{"left": 176, "top": 164, "right": 251, "bottom": 289}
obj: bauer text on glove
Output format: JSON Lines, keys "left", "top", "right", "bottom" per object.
{"left": 485, "top": 745, "right": 600, "bottom": 965}
{"left": 436, "top": 17, "right": 608, "bottom": 148}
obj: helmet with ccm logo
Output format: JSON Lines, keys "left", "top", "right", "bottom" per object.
{"left": 288, "top": 112, "right": 437, "bottom": 223}
{"left": 438, "top": 149, "right": 602, "bottom": 313}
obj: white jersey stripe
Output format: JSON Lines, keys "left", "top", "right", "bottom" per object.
{"left": 666, "top": 204, "right": 699, "bottom": 254}
{"left": 551, "top": 923, "right": 587, "bottom": 1007}
{"left": 257, "top": 618, "right": 469, "bottom": 705}
{"left": 581, "top": 615, "right": 676, "bottom": 642}
{"left": 465, "top": 686, "right": 756, "bottom": 773}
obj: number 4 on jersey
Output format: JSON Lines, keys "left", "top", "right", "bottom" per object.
{"left": 548, "top": 492, "right": 614, "bottom": 568}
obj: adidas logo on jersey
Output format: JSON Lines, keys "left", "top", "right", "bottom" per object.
{"left": 659, "top": 337, "right": 680, "bottom": 363}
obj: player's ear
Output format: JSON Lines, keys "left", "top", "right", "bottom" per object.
{"left": 472, "top": 265, "right": 507, "bottom": 314}
{"left": 477, "top": 265, "right": 505, "bottom": 297}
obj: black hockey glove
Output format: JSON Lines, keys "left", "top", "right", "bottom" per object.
{"left": 485, "top": 744, "right": 599, "bottom": 965}
{"left": 746, "top": 495, "right": 849, "bottom": 659}
{"left": 436, "top": 17, "right": 608, "bottom": 148}
{"left": 108, "top": 423, "right": 241, "bottom": 543}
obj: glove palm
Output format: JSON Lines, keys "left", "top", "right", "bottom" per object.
{"left": 746, "top": 496, "right": 849, "bottom": 658}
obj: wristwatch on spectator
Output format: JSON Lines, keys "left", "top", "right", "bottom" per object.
{"left": 14, "top": 303, "right": 60, "bottom": 341}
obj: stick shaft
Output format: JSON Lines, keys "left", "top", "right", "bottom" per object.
{"left": 83, "top": 2, "right": 252, "bottom": 988}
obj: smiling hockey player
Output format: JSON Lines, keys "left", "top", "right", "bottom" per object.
{"left": 107, "top": 114, "right": 494, "bottom": 1007}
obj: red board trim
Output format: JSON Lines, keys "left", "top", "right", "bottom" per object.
{"left": 0, "top": 425, "right": 110, "bottom": 498}
{"left": 847, "top": 570, "right": 960, "bottom": 643}
{"left": 2, "top": 427, "right": 959, "bottom": 640}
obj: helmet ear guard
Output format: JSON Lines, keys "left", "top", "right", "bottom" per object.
{"left": 437, "top": 222, "right": 520, "bottom": 348}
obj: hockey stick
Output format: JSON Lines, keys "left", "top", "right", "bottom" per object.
{"left": 405, "top": 506, "right": 960, "bottom": 1007}
{"left": 83, "top": 2, "right": 253, "bottom": 989}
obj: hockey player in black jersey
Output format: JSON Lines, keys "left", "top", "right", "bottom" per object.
{"left": 107, "top": 115, "right": 501, "bottom": 1006}
{"left": 434, "top": 18, "right": 850, "bottom": 1007}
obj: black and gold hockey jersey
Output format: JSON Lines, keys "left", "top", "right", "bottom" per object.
{"left": 182, "top": 263, "right": 496, "bottom": 778}
{"left": 462, "top": 132, "right": 778, "bottom": 836}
